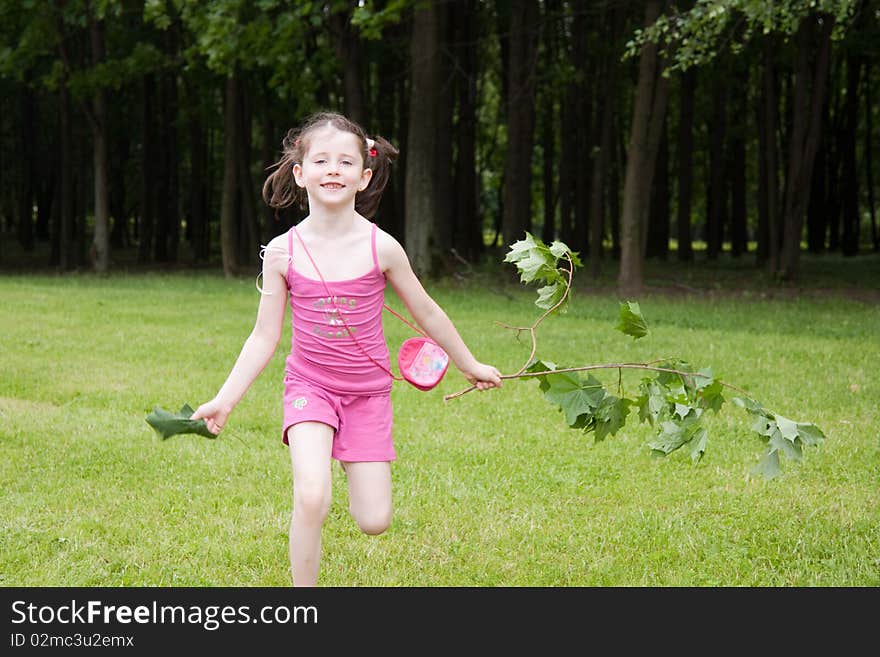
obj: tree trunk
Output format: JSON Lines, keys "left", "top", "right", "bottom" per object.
{"left": 188, "top": 94, "right": 209, "bottom": 261}
{"left": 677, "top": 68, "right": 695, "bottom": 262}
{"left": 453, "top": 0, "right": 482, "bottom": 261}
{"left": 807, "top": 115, "right": 829, "bottom": 253}
{"left": 866, "top": 59, "right": 878, "bottom": 251}
{"left": 589, "top": 52, "right": 614, "bottom": 279}
{"left": 841, "top": 55, "right": 861, "bottom": 256}
{"left": 109, "top": 127, "right": 129, "bottom": 249}
{"left": 433, "top": 2, "right": 455, "bottom": 259}
{"left": 261, "top": 105, "right": 279, "bottom": 239}
{"left": 779, "top": 14, "right": 835, "bottom": 279}
{"left": 89, "top": 15, "right": 109, "bottom": 272}
{"left": 18, "top": 84, "right": 35, "bottom": 252}
{"left": 540, "top": 0, "right": 560, "bottom": 246}
{"left": 375, "top": 22, "right": 405, "bottom": 239}
{"left": 571, "top": 5, "right": 590, "bottom": 255}
{"left": 221, "top": 72, "right": 241, "bottom": 277}
{"left": 57, "top": 77, "right": 75, "bottom": 270}
{"left": 331, "top": 2, "right": 366, "bottom": 126}
{"left": 646, "top": 120, "right": 669, "bottom": 259}
{"left": 154, "top": 75, "right": 170, "bottom": 262}
{"left": 405, "top": 2, "right": 441, "bottom": 275}
{"left": 138, "top": 74, "right": 156, "bottom": 264}
{"left": 618, "top": 0, "right": 669, "bottom": 297}
{"left": 706, "top": 66, "right": 727, "bottom": 259}
{"left": 559, "top": 85, "right": 576, "bottom": 245}
{"left": 236, "top": 80, "right": 259, "bottom": 267}
{"left": 758, "top": 35, "right": 780, "bottom": 270}
{"left": 729, "top": 63, "right": 748, "bottom": 258}
{"left": 501, "top": 0, "right": 539, "bottom": 249}
{"left": 540, "top": 101, "right": 556, "bottom": 245}
{"left": 165, "top": 26, "right": 181, "bottom": 263}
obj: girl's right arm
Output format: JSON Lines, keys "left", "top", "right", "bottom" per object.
{"left": 191, "top": 236, "right": 289, "bottom": 434}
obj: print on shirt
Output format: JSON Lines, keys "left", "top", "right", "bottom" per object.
{"left": 313, "top": 296, "right": 358, "bottom": 339}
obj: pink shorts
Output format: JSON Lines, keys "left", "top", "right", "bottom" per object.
{"left": 282, "top": 374, "right": 395, "bottom": 462}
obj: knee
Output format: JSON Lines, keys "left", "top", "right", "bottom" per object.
{"left": 293, "top": 481, "right": 331, "bottom": 523}
{"left": 352, "top": 506, "right": 392, "bottom": 536}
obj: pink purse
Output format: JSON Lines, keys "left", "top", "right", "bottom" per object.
{"left": 397, "top": 336, "right": 450, "bottom": 391}
{"left": 293, "top": 227, "right": 450, "bottom": 391}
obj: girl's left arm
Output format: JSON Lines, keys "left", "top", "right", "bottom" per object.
{"left": 380, "top": 232, "right": 501, "bottom": 391}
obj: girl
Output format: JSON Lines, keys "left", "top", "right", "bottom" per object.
{"left": 192, "top": 112, "right": 502, "bottom": 586}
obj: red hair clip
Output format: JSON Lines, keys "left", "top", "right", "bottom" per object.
{"left": 369, "top": 147, "right": 377, "bottom": 157}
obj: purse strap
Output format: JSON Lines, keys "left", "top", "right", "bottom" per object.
{"left": 292, "top": 225, "right": 415, "bottom": 381}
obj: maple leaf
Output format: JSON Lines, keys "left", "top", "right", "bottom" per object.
{"left": 752, "top": 451, "right": 782, "bottom": 480}
{"left": 616, "top": 301, "right": 648, "bottom": 339}
{"left": 592, "top": 395, "right": 632, "bottom": 442}
{"left": 504, "top": 233, "right": 557, "bottom": 284}
{"left": 541, "top": 371, "right": 605, "bottom": 427}
{"left": 636, "top": 379, "right": 667, "bottom": 426}
{"left": 535, "top": 283, "right": 565, "bottom": 310}
{"left": 145, "top": 403, "right": 216, "bottom": 440}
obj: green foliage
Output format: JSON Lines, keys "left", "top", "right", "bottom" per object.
{"left": 503, "top": 232, "right": 582, "bottom": 311}
{"left": 731, "top": 396, "right": 826, "bottom": 480}
{"left": 351, "top": 0, "right": 412, "bottom": 40}
{"left": 616, "top": 301, "right": 648, "bottom": 340}
{"left": 505, "top": 238, "right": 826, "bottom": 480}
{"left": 624, "top": 0, "right": 859, "bottom": 73}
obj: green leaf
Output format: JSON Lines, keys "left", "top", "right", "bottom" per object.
{"left": 768, "top": 429, "right": 803, "bottom": 462}
{"left": 689, "top": 427, "right": 708, "bottom": 463}
{"left": 796, "top": 423, "right": 826, "bottom": 447}
{"left": 616, "top": 301, "right": 648, "bottom": 339}
{"left": 636, "top": 379, "right": 666, "bottom": 426}
{"left": 548, "top": 240, "right": 583, "bottom": 267}
{"left": 751, "top": 450, "right": 782, "bottom": 481}
{"left": 732, "top": 396, "right": 765, "bottom": 414}
{"left": 775, "top": 415, "right": 802, "bottom": 442}
{"left": 535, "top": 283, "right": 565, "bottom": 310}
{"left": 504, "top": 233, "right": 556, "bottom": 284}
{"left": 523, "top": 359, "right": 558, "bottom": 393}
{"left": 541, "top": 372, "right": 605, "bottom": 427}
{"left": 700, "top": 379, "right": 725, "bottom": 413}
{"left": 145, "top": 403, "right": 216, "bottom": 440}
{"left": 649, "top": 420, "right": 690, "bottom": 455}
{"left": 592, "top": 395, "right": 632, "bottom": 442}
{"left": 505, "top": 233, "right": 582, "bottom": 311}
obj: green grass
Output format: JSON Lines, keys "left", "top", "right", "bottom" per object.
{"left": 1, "top": 253, "right": 879, "bottom": 586}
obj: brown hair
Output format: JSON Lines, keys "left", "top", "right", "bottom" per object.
{"left": 262, "top": 111, "right": 399, "bottom": 219}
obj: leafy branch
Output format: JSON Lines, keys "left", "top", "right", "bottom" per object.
{"left": 446, "top": 233, "right": 826, "bottom": 480}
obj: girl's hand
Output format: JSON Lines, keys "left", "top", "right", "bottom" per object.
{"left": 191, "top": 399, "right": 233, "bottom": 435}
{"left": 464, "top": 363, "right": 503, "bottom": 391}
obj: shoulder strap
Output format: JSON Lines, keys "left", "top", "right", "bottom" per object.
{"left": 370, "top": 223, "right": 379, "bottom": 269}
{"left": 287, "top": 226, "right": 296, "bottom": 281}
{"left": 291, "top": 225, "right": 403, "bottom": 381}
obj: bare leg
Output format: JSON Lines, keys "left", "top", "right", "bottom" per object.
{"left": 287, "top": 422, "right": 334, "bottom": 586}
{"left": 342, "top": 461, "right": 392, "bottom": 535}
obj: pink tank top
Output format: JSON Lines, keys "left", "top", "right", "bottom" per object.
{"left": 284, "top": 223, "right": 393, "bottom": 395}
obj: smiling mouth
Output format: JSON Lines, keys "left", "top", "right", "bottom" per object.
{"left": 321, "top": 183, "right": 345, "bottom": 189}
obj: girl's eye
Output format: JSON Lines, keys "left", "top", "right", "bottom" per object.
{"left": 314, "top": 159, "right": 326, "bottom": 164}
{"left": 341, "top": 160, "right": 353, "bottom": 166}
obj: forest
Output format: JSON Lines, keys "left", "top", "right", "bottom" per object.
{"left": 0, "top": 0, "right": 877, "bottom": 294}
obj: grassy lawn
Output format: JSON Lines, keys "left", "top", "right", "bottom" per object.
{"left": 1, "top": 251, "right": 878, "bottom": 586}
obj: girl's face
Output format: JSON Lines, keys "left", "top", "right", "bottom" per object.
{"left": 293, "top": 126, "right": 372, "bottom": 210}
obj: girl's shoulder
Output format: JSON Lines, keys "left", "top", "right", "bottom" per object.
{"left": 374, "top": 225, "right": 403, "bottom": 251}
{"left": 261, "top": 231, "right": 292, "bottom": 274}
{"left": 374, "top": 225, "right": 409, "bottom": 273}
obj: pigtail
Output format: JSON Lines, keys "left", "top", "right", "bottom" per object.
{"left": 356, "top": 135, "right": 399, "bottom": 219}
{"left": 262, "top": 128, "right": 308, "bottom": 210}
